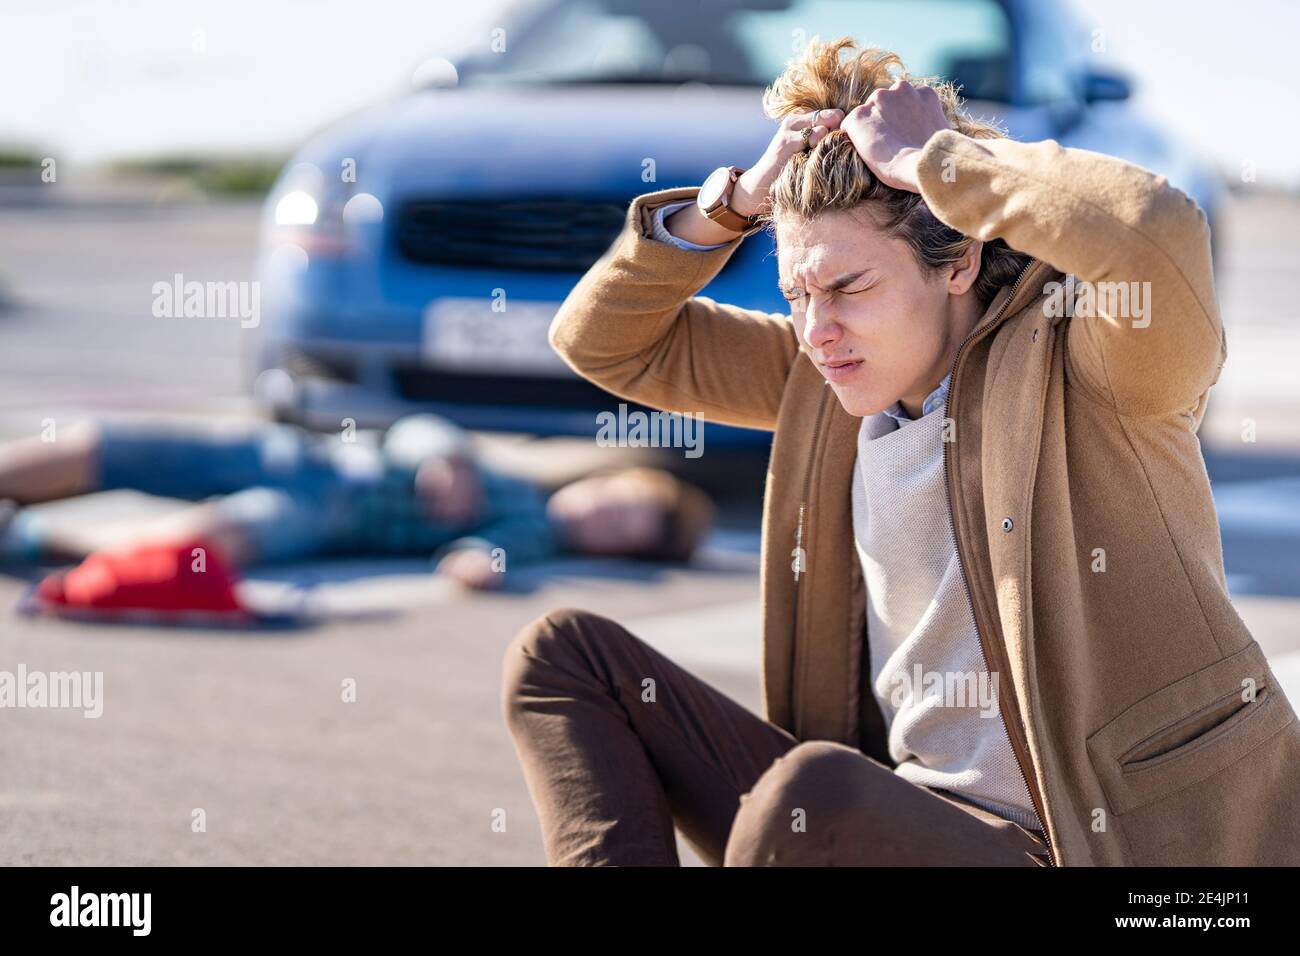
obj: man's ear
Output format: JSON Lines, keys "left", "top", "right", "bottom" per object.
{"left": 947, "top": 240, "right": 983, "bottom": 296}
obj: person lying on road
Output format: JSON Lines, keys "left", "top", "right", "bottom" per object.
{"left": 0, "top": 413, "right": 715, "bottom": 590}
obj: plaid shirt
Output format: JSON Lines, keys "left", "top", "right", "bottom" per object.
{"left": 317, "top": 433, "right": 560, "bottom": 566}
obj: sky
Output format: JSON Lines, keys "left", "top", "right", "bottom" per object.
{"left": 1072, "top": 0, "right": 1298, "bottom": 188}
{"left": 1, "top": 0, "right": 1296, "bottom": 186}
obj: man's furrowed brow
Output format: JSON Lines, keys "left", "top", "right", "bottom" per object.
{"left": 783, "top": 268, "right": 870, "bottom": 294}
{"left": 824, "top": 269, "right": 870, "bottom": 291}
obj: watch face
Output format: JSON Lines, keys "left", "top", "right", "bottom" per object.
{"left": 698, "top": 166, "right": 734, "bottom": 210}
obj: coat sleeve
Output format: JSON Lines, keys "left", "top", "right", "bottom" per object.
{"left": 914, "top": 129, "right": 1225, "bottom": 418}
{"left": 548, "top": 185, "right": 800, "bottom": 432}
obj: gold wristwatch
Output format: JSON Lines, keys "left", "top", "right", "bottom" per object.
{"left": 697, "top": 165, "right": 762, "bottom": 233}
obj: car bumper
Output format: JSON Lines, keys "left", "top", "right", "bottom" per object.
{"left": 255, "top": 336, "right": 773, "bottom": 449}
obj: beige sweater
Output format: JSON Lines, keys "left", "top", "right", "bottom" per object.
{"left": 853, "top": 406, "right": 1042, "bottom": 831}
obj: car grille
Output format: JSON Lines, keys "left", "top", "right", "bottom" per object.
{"left": 395, "top": 197, "right": 629, "bottom": 271}
{"left": 281, "top": 347, "right": 359, "bottom": 383}
{"left": 394, "top": 365, "right": 655, "bottom": 410}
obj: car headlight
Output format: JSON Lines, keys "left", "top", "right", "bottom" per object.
{"left": 274, "top": 189, "right": 319, "bottom": 226}
{"left": 262, "top": 161, "right": 386, "bottom": 266}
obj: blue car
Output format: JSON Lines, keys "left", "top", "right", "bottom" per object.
{"left": 253, "top": 0, "right": 1222, "bottom": 447}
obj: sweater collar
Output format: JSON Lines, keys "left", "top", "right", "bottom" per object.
{"left": 881, "top": 371, "right": 952, "bottom": 427}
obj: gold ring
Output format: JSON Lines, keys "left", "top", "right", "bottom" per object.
{"left": 801, "top": 126, "right": 813, "bottom": 151}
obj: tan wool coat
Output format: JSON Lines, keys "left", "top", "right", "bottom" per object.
{"left": 547, "top": 128, "right": 1300, "bottom": 866}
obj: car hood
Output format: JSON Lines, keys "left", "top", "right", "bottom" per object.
{"left": 287, "top": 81, "right": 1221, "bottom": 216}
{"left": 297, "top": 83, "right": 781, "bottom": 200}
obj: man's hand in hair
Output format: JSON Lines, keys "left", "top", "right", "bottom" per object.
{"left": 842, "top": 79, "right": 952, "bottom": 194}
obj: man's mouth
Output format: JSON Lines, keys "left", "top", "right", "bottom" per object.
{"left": 818, "top": 358, "right": 864, "bottom": 382}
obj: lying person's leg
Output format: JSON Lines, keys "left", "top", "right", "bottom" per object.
{"left": 91, "top": 419, "right": 313, "bottom": 500}
{"left": 32, "top": 486, "right": 340, "bottom": 568}
{"left": 502, "top": 606, "right": 798, "bottom": 866}
{"left": 0, "top": 418, "right": 310, "bottom": 505}
{"left": 0, "top": 421, "right": 101, "bottom": 503}
{"left": 33, "top": 499, "right": 258, "bottom": 566}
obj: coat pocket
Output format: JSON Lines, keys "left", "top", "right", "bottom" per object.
{"left": 1086, "top": 640, "right": 1296, "bottom": 817}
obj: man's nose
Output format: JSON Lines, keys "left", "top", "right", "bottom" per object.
{"left": 801, "top": 298, "right": 841, "bottom": 350}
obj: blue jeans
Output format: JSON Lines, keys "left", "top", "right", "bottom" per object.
{"left": 93, "top": 420, "right": 362, "bottom": 564}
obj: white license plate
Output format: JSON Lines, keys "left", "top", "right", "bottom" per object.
{"left": 422, "top": 297, "right": 569, "bottom": 375}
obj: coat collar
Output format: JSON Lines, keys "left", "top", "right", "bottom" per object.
{"left": 792, "top": 256, "right": 1060, "bottom": 737}
{"left": 1006, "top": 258, "right": 1064, "bottom": 327}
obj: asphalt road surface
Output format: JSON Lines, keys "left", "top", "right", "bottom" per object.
{"left": 0, "top": 188, "right": 1297, "bottom": 865}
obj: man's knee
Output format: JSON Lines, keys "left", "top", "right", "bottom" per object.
{"left": 499, "top": 606, "right": 606, "bottom": 726}
{"left": 725, "top": 740, "right": 876, "bottom": 866}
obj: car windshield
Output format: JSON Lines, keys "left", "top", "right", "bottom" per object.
{"left": 459, "top": 0, "right": 1014, "bottom": 101}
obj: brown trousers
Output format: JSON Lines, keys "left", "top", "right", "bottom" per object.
{"left": 501, "top": 607, "right": 1052, "bottom": 866}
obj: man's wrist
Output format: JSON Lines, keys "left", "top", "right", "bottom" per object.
{"left": 893, "top": 147, "right": 924, "bottom": 193}
{"left": 695, "top": 167, "right": 762, "bottom": 235}
{"left": 653, "top": 201, "right": 730, "bottom": 251}
{"left": 730, "top": 170, "right": 766, "bottom": 221}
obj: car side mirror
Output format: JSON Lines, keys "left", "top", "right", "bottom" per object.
{"left": 1082, "top": 69, "right": 1131, "bottom": 103}
{"left": 946, "top": 53, "right": 1012, "bottom": 103}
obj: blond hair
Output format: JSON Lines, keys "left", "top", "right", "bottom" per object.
{"left": 760, "top": 36, "right": 1030, "bottom": 304}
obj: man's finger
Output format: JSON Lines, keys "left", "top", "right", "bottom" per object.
{"left": 790, "top": 107, "right": 843, "bottom": 129}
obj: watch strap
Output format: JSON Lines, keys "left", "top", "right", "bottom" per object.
{"left": 700, "top": 166, "right": 762, "bottom": 233}
{"left": 706, "top": 202, "right": 760, "bottom": 233}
